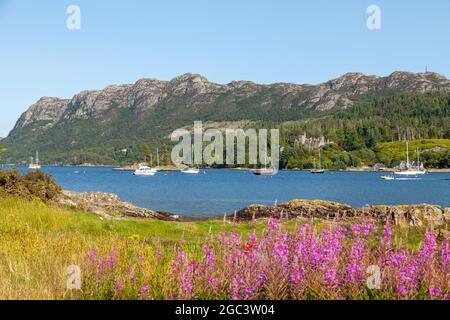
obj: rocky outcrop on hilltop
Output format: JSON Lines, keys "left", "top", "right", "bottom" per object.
{"left": 14, "top": 97, "right": 70, "bottom": 130}
{"left": 232, "top": 199, "right": 450, "bottom": 227}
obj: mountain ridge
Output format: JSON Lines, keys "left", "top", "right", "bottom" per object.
{"left": 2, "top": 71, "right": 450, "bottom": 164}
{"left": 9, "top": 71, "right": 450, "bottom": 136}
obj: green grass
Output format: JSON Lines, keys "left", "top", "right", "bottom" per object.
{"left": 0, "top": 196, "right": 288, "bottom": 299}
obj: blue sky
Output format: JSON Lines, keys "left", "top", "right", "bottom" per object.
{"left": 1, "top": 0, "right": 449, "bottom": 137}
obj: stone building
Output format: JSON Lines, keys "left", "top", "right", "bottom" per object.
{"left": 293, "top": 132, "right": 329, "bottom": 150}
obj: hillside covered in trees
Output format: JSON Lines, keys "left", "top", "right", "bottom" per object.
{"left": 279, "top": 93, "right": 450, "bottom": 169}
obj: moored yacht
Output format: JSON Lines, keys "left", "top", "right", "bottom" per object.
{"left": 251, "top": 153, "right": 276, "bottom": 176}
{"left": 28, "top": 151, "right": 41, "bottom": 170}
{"left": 252, "top": 167, "right": 276, "bottom": 176}
{"left": 181, "top": 144, "right": 200, "bottom": 174}
{"left": 133, "top": 165, "right": 157, "bottom": 176}
{"left": 394, "top": 142, "right": 426, "bottom": 177}
{"left": 311, "top": 149, "right": 325, "bottom": 174}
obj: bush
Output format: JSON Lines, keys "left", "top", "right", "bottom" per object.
{"left": 0, "top": 169, "right": 62, "bottom": 202}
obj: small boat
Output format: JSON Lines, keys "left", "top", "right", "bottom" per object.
{"left": 394, "top": 142, "right": 426, "bottom": 177}
{"left": 133, "top": 165, "right": 157, "bottom": 176}
{"left": 28, "top": 151, "right": 41, "bottom": 170}
{"left": 252, "top": 168, "right": 276, "bottom": 176}
{"left": 252, "top": 153, "right": 276, "bottom": 176}
{"left": 181, "top": 144, "right": 200, "bottom": 174}
{"left": 381, "top": 175, "right": 395, "bottom": 180}
{"left": 181, "top": 167, "right": 200, "bottom": 174}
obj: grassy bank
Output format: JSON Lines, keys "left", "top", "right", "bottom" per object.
{"left": 0, "top": 197, "right": 278, "bottom": 299}
{"left": 0, "top": 197, "right": 448, "bottom": 300}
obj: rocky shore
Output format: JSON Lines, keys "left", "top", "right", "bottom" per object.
{"left": 61, "top": 191, "right": 183, "bottom": 221}
{"left": 60, "top": 191, "right": 449, "bottom": 227}
{"left": 231, "top": 199, "right": 450, "bottom": 227}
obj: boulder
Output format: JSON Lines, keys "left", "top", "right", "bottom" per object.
{"left": 60, "top": 191, "right": 181, "bottom": 221}
{"left": 233, "top": 199, "right": 449, "bottom": 227}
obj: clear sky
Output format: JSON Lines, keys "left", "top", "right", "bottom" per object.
{"left": 1, "top": 0, "right": 449, "bottom": 137}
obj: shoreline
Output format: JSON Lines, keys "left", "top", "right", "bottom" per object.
{"left": 62, "top": 190, "right": 450, "bottom": 227}
{"left": 2, "top": 164, "right": 450, "bottom": 172}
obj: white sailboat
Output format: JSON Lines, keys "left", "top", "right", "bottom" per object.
{"left": 394, "top": 142, "right": 426, "bottom": 177}
{"left": 181, "top": 144, "right": 200, "bottom": 174}
{"left": 28, "top": 151, "right": 41, "bottom": 170}
{"left": 311, "top": 149, "right": 325, "bottom": 174}
{"left": 252, "top": 152, "right": 276, "bottom": 176}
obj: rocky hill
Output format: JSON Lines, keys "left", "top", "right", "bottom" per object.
{"left": 2, "top": 71, "right": 450, "bottom": 164}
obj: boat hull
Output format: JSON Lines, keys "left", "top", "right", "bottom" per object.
{"left": 252, "top": 169, "right": 276, "bottom": 176}
{"left": 394, "top": 170, "right": 426, "bottom": 176}
{"left": 181, "top": 168, "right": 200, "bottom": 174}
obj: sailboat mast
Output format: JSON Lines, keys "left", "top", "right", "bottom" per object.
{"left": 156, "top": 147, "right": 160, "bottom": 167}
{"left": 416, "top": 148, "right": 420, "bottom": 170}
{"left": 318, "top": 149, "right": 322, "bottom": 170}
{"left": 264, "top": 152, "right": 267, "bottom": 170}
{"left": 406, "top": 142, "right": 410, "bottom": 168}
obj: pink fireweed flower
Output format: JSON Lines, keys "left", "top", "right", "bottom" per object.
{"left": 388, "top": 250, "right": 418, "bottom": 298}
{"left": 290, "top": 259, "right": 305, "bottom": 298}
{"left": 350, "top": 221, "right": 377, "bottom": 239}
{"left": 267, "top": 217, "right": 280, "bottom": 234}
{"left": 114, "top": 279, "right": 123, "bottom": 292}
{"left": 203, "top": 245, "right": 216, "bottom": 267}
{"left": 321, "top": 228, "right": 344, "bottom": 286}
{"left": 86, "top": 249, "right": 98, "bottom": 266}
{"left": 417, "top": 232, "right": 437, "bottom": 264}
{"left": 106, "top": 248, "right": 118, "bottom": 269}
{"left": 231, "top": 276, "right": 245, "bottom": 300}
{"left": 398, "top": 262, "right": 418, "bottom": 298}
{"left": 428, "top": 287, "right": 442, "bottom": 299}
{"left": 272, "top": 232, "right": 290, "bottom": 267}
{"left": 417, "top": 232, "right": 437, "bottom": 279}
{"left": 180, "top": 260, "right": 198, "bottom": 299}
{"left": 440, "top": 240, "right": 449, "bottom": 270}
{"left": 171, "top": 251, "right": 186, "bottom": 272}
{"left": 138, "top": 284, "right": 150, "bottom": 300}
{"left": 380, "top": 224, "right": 394, "bottom": 248}
{"left": 345, "top": 238, "right": 365, "bottom": 283}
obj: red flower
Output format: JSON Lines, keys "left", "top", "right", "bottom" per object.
{"left": 243, "top": 241, "right": 256, "bottom": 253}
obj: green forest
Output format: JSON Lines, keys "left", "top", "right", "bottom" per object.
{"left": 278, "top": 93, "right": 450, "bottom": 169}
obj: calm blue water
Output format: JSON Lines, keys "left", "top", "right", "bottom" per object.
{"left": 8, "top": 166, "right": 450, "bottom": 216}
